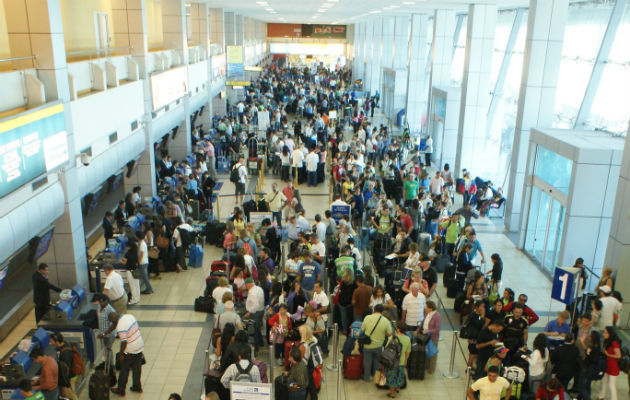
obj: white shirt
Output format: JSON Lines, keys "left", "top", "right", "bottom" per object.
{"left": 312, "top": 291, "right": 330, "bottom": 322}
{"left": 246, "top": 285, "right": 265, "bottom": 313}
{"left": 370, "top": 293, "right": 392, "bottom": 308}
{"left": 425, "top": 138, "right": 433, "bottom": 153}
{"left": 305, "top": 152, "right": 319, "bottom": 171}
{"left": 138, "top": 240, "right": 148, "bottom": 265}
{"left": 237, "top": 163, "right": 247, "bottom": 184}
{"left": 470, "top": 376, "right": 510, "bottom": 400}
{"left": 402, "top": 292, "right": 426, "bottom": 327}
{"left": 173, "top": 223, "right": 193, "bottom": 247}
{"left": 315, "top": 222, "right": 327, "bottom": 243}
{"left": 598, "top": 296, "right": 623, "bottom": 328}
{"left": 310, "top": 241, "right": 326, "bottom": 259}
{"left": 527, "top": 348, "right": 549, "bottom": 377}
{"left": 116, "top": 314, "right": 144, "bottom": 354}
{"left": 104, "top": 271, "right": 125, "bottom": 301}
{"left": 212, "top": 286, "right": 232, "bottom": 313}
{"left": 291, "top": 149, "right": 304, "bottom": 167}
{"left": 429, "top": 176, "right": 444, "bottom": 195}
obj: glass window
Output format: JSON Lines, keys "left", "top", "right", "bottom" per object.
{"left": 554, "top": 4, "right": 612, "bottom": 128}
{"left": 450, "top": 15, "right": 467, "bottom": 85}
{"left": 585, "top": 5, "right": 630, "bottom": 136}
{"left": 533, "top": 145, "right": 573, "bottom": 194}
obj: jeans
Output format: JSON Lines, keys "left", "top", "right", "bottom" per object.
{"left": 339, "top": 305, "right": 350, "bottom": 334}
{"left": 282, "top": 165, "right": 290, "bottom": 182}
{"left": 578, "top": 370, "right": 593, "bottom": 400}
{"left": 272, "top": 211, "right": 282, "bottom": 228}
{"left": 41, "top": 388, "right": 59, "bottom": 400}
{"left": 139, "top": 264, "right": 153, "bottom": 293}
{"left": 362, "top": 347, "right": 383, "bottom": 381}
{"left": 252, "top": 310, "right": 265, "bottom": 351}
{"left": 117, "top": 352, "right": 143, "bottom": 392}
{"left": 307, "top": 171, "right": 317, "bottom": 187}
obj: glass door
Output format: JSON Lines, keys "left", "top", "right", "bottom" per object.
{"left": 524, "top": 186, "right": 566, "bottom": 273}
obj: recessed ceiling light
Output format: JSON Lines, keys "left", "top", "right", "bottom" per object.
{"left": 265, "top": 8, "right": 273, "bottom": 11}
{"left": 326, "top": 0, "right": 339, "bottom": 2}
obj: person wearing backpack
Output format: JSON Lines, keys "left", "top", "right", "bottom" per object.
{"left": 220, "top": 348, "right": 261, "bottom": 389}
{"left": 598, "top": 326, "right": 622, "bottom": 400}
{"left": 360, "top": 304, "right": 393, "bottom": 382}
{"left": 384, "top": 321, "right": 411, "bottom": 399}
{"left": 298, "top": 325, "right": 323, "bottom": 400}
{"left": 50, "top": 333, "right": 80, "bottom": 400}
{"left": 172, "top": 217, "right": 193, "bottom": 272}
{"left": 231, "top": 155, "right": 248, "bottom": 206}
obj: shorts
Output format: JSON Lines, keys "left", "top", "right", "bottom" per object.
{"left": 235, "top": 182, "right": 245, "bottom": 195}
{"left": 468, "top": 342, "right": 479, "bottom": 355}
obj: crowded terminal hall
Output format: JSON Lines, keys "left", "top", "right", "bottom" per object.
{"left": 0, "top": 1, "right": 628, "bottom": 400}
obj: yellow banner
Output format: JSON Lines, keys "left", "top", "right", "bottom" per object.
{"left": 244, "top": 66, "right": 263, "bottom": 72}
{"left": 0, "top": 103, "right": 64, "bottom": 134}
{"left": 226, "top": 46, "right": 243, "bottom": 64}
{"left": 226, "top": 81, "right": 250, "bottom": 86}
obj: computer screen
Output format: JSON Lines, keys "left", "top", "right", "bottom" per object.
{"left": 34, "top": 227, "right": 55, "bottom": 260}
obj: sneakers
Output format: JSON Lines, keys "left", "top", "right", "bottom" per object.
{"left": 129, "top": 386, "right": 143, "bottom": 393}
{"left": 111, "top": 388, "right": 125, "bottom": 396}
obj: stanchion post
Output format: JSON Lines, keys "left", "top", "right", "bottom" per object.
{"left": 442, "top": 330, "right": 460, "bottom": 379}
{"left": 336, "top": 359, "right": 343, "bottom": 400}
{"left": 326, "top": 323, "right": 339, "bottom": 371}
{"left": 268, "top": 344, "right": 274, "bottom": 395}
{"left": 464, "top": 366, "right": 472, "bottom": 400}
{"left": 216, "top": 196, "right": 221, "bottom": 223}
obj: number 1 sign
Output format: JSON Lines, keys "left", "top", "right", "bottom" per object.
{"left": 551, "top": 267, "right": 581, "bottom": 305}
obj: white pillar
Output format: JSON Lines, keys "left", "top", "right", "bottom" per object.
{"left": 381, "top": 17, "right": 395, "bottom": 70}
{"left": 454, "top": 3, "right": 497, "bottom": 175}
{"left": 368, "top": 19, "right": 383, "bottom": 95}
{"left": 364, "top": 21, "right": 374, "bottom": 92}
{"left": 392, "top": 15, "right": 411, "bottom": 123}
{"left": 406, "top": 14, "right": 429, "bottom": 134}
{"left": 505, "top": 0, "right": 568, "bottom": 232}
{"left": 429, "top": 10, "right": 456, "bottom": 89}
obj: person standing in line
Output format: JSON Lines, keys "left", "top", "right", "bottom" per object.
{"left": 204, "top": 139, "right": 217, "bottom": 181}
{"left": 110, "top": 312, "right": 145, "bottom": 396}
{"left": 102, "top": 264, "right": 127, "bottom": 315}
{"left": 121, "top": 240, "right": 141, "bottom": 305}
{"left": 305, "top": 146, "right": 319, "bottom": 187}
{"left": 233, "top": 155, "right": 248, "bottom": 206}
{"left": 466, "top": 366, "right": 511, "bottom": 400}
{"left": 102, "top": 211, "right": 114, "bottom": 248}
{"left": 401, "top": 283, "right": 426, "bottom": 333}
{"left": 244, "top": 278, "right": 265, "bottom": 356}
{"left": 29, "top": 348, "right": 58, "bottom": 400}
{"left": 598, "top": 326, "right": 622, "bottom": 400}
{"left": 136, "top": 232, "right": 153, "bottom": 295}
{"left": 360, "top": 304, "right": 392, "bottom": 382}
{"left": 32, "top": 263, "right": 61, "bottom": 323}
{"left": 266, "top": 182, "right": 287, "bottom": 228}
{"left": 424, "top": 135, "right": 433, "bottom": 167}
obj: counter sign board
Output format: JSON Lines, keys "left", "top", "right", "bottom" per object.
{"left": 230, "top": 382, "right": 272, "bottom": 400}
{"left": 551, "top": 266, "right": 581, "bottom": 305}
{"left": 0, "top": 103, "right": 68, "bottom": 198}
{"left": 331, "top": 204, "right": 351, "bottom": 224}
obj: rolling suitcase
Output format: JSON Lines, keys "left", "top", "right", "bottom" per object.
{"left": 89, "top": 347, "right": 113, "bottom": 400}
{"left": 343, "top": 355, "right": 363, "bottom": 379}
{"left": 435, "top": 254, "right": 450, "bottom": 274}
{"left": 407, "top": 341, "right": 426, "bottom": 380}
{"left": 211, "top": 260, "right": 230, "bottom": 272}
{"left": 188, "top": 244, "right": 204, "bottom": 268}
{"left": 418, "top": 233, "right": 431, "bottom": 254}
{"left": 443, "top": 263, "right": 456, "bottom": 288}
{"left": 205, "top": 221, "right": 226, "bottom": 246}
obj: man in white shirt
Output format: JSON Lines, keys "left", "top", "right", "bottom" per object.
{"left": 597, "top": 285, "right": 623, "bottom": 329}
{"left": 305, "top": 148, "right": 320, "bottom": 187}
{"left": 172, "top": 217, "right": 193, "bottom": 272}
{"left": 401, "top": 283, "right": 426, "bottom": 332}
{"left": 314, "top": 214, "right": 327, "bottom": 244}
{"left": 102, "top": 264, "right": 127, "bottom": 315}
{"left": 233, "top": 155, "right": 248, "bottom": 206}
{"left": 424, "top": 136, "right": 433, "bottom": 167}
{"left": 291, "top": 147, "right": 304, "bottom": 184}
{"left": 467, "top": 366, "right": 511, "bottom": 400}
{"left": 429, "top": 171, "right": 444, "bottom": 196}
{"left": 244, "top": 278, "right": 265, "bottom": 353}
{"left": 136, "top": 232, "right": 153, "bottom": 295}
{"left": 266, "top": 182, "right": 287, "bottom": 228}
{"left": 309, "top": 233, "right": 326, "bottom": 264}
{"left": 312, "top": 280, "right": 330, "bottom": 355}
{"left": 110, "top": 313, "right": 144, "bottom": 396}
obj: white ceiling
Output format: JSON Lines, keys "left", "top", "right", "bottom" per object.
{"left": 201, "top": 0, "right": 528, "bottom": 24}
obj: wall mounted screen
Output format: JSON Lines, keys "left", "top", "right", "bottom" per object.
{"left": 0, "top": 103, "right": 68, "bottom": 198}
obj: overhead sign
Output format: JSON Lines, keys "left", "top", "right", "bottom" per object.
{"left": 331, "top": 204, "right": 351, "bottom": 224}
{"left": 551, "top": 266, "right": 581, "bottom": 305}
{"left": 226, "top": 81, "right": 251, "bottom": 87}
{"left": 230, "top": 382, "right": 272, "bottom": 400}
{"left": 151, "top": 66, "right": 188, "bottom": 110}
{"left": 227, "top": 45, "right": 244, "bottom": 78}
{"left": 302, "top": 24, "right": 347, "bottom": 39}
{"left": 0, "top": 103, "right": 68, "bottom": 198}
{"left": 244, "top": 66, "right": 263, "bottom": 72}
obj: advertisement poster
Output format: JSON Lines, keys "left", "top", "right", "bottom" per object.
{"left": 0, "top": 103, "right": 68, "bottom": 198}
{"left": 150, "top": 66, "right": 188, "bottom": 110}
{"left": 227, "top": 45, "right": 244, "bottom": 78}
{"left": 211, "top": 54, "right": 226, "bottom": 80}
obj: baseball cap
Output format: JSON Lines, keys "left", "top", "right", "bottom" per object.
{"left": 244, "top": 277, "right": 254, "bottom": 284}
{"left": 599, "top": 285, "right": 611, "bottom": 294}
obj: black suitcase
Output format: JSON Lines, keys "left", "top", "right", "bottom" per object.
{"left": 243, "top": 199, "right": 257, "bottom": 220}
{"left": 205, "top": 221, "right": 226, "bottom": 245}
{"left": 446, "top": 285, "right": 460, "bottom": 299}
{"left": 257, "top": 198, "right": 269, "bottom": 212}
{"left": 89, "top": 350, "right": 113, "bottom": 400}
{"left": 435, "top": 254, "right": 450, "bottom": 273}
{"left": 443, "top": 264, "right": 456, "bottom": 288}
{"left": 194, "top": 296, "right": 215, "bottom": 313}
{"left": 407, "top": 342, "right": 426, "bottom": 380}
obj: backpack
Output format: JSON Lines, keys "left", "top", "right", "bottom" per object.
{"left": 308, "top": 342, "right": 324, "bottom": 368}
{"left": 587, "top": 354, "right": 607, "bottom": 381}
{"left": 503, "top": 366, "right": 526, "bottom": 383}
{"left": 242, "top": 240, "right": 254, "bottom": 257}
{"left": 230, "top": 164, "right": 241, "bottom": 183}
{"left": 618, "top": 345, "right": 630, "bottom": 372}
{"left": 234, "top": 361, "right": 254, "bottom": 382}
{"left": 62, "top": 344, "right": 85, "bottom": 378}
{"left": 178, "top": 227, "right": 192, "bottom": 249}
{"left": 379, "top": 334, "right": 402, "bottom": 371}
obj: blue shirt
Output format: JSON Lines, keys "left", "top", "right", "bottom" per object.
{"left": 186, "top": 179, "right": 198, "bottom": 195}
{"left": 460, "top": 238, "right": 483, "bottom": 261}
{"left": 544, "top": 319, "right": 571, "bottom": 349}
{"left": 298, "top": 261, "right": 321, "bottom": 290}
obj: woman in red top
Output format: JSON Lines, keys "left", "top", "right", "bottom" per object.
{"left": 535, "top": 377, "right": 566, "bottom": 400}
{"left": 269, "top": 304, "right": 293, "bottom": 366}
{"left": 599, "top": 326, "right": 622, "bottom": 400}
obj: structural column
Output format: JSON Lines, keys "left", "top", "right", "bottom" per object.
{"left": 406, "top": 14, "right": 429, "bottom": 134}
{"left": 112, "top": 0, "right": 157, "bottom": 198}
{"left": 454, "top": 3, "right": 497, "bottom": 174}
{"left": 392, "top": 15, "right": 411, "bottom": 123}
{"left": 505, "top": 0, "right": 568, "bottom": 232}
{"left": 210, "top": 8, "right": 225, "bottom": 48}
{"left": 381, "top": 17, "right": 395, "bottom": 69}
{"left": 224, "top": 12, "right": 236, "bottom": 46}
{"left": 368, "top": 18, "right": 383, "bottom": 96}
{"left": 604, "top": 129, "right": 630, "bottom": 318}
{"left": 3, "top": 0, "right": 88, "bottom": 287}
{"left": 353, "top": 22, "right": 365, "bottom": 82}
{"left": 364, "top": 22, "right": 374, "bottom": 91}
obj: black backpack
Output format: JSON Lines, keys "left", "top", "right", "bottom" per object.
{"left": 587, "top": 353, "right": 607, "bottom": 381}
{"left": 379, "top": 333, "right": 402, "bottom": 371}
{"left": 230, "top": 164, "right": 241, "bottom": 183}
{"left": 178, "top": 227, "right": 193, "bottom": 249}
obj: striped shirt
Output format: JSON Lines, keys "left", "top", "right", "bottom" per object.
{"left": 116, "top": 314, "right": 144, "bottom": 354}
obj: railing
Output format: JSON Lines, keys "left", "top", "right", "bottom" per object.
{"left": 66, "top": 47, "right": 134, "bottom": 61}
{"left": 0, "top": 56, "right": 36, "bottom": 63}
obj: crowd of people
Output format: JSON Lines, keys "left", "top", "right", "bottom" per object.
{"left": 49, "top": 59, "right": 624, "bottom": 400}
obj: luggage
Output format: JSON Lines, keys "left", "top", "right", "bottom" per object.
{"left": 204, "top": 270, "right": 227, "bottom": 296}
{"left": 257, "top": 198, "right": 269, "bottom": 212}
{"left": 188, "top": 244, "right": 204, "bottom": 268}
{"left": 284, "top": 340, "right": 300, "bottom": 368}
{"left": 89, "top": 351, "right": 114, "bottom": 400}
{"left": 206, "top": 221, "right": 226, "bottom": 246}
{"left": 446, "top": 285, "right": 460, "bottom": 299}
{"left": 418, "top": 233, "right": 431, "bottom": 254}
{"left": 248, "top": 138, "right": 258, "bottom": 159}
{"left": 443, "top": 264, "right": 456, "bottom": 288}
{"left": 407, "top": 340, "right": 426, "bottom": 380}
{"left": 435, "top": 254, "right": 450, "bottom": 274}
{"left": 343, "top": 355, "right": 363, "bottom": 379}
{"left": 454, "top": 292, "right": 467, "bottom": 313}
{"left": 243, "top": 200, "right": 257, "bottom": 221}
{"left": 253, "top": 360, "right": 268, "bottom": 383}
{"left": 211, "top": 260, "right": 230, "bottom": 272}
{"left": 189, "top": 200, "right": 200, "bottom": 220}
{"left": 217, "top": 157, "right": 230, "bottom": 173}
{"left": 194, "top": 296, "right": 215, "bottom": 313}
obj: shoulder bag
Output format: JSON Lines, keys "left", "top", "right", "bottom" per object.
{"left": 358, "top": 315, "right": 382, "bottom": 345}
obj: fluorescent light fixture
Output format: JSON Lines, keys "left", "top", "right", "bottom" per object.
{"left": 317, "top": 9, "right": 325, "bottom": 12}
{"left": 369, "top": 10, "right": 381, "bottom": 14}
{"left": 326, "top": 0, "right": 339, "bottom": 2}
{"left": 256, "top": 1, "right": 268, "bottom": 5}
{"left": 390, "top": 5, "right": 400, "bottom": 8}
{"left": 402, "top": 1, "right": 415, "bottom": 4}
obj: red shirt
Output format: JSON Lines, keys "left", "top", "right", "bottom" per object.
{"left": 400, "top": 214, "right": 413, "bottom": 233}
{"left": 606, "top": 341, "right": 620, "bottom": 376}
{"left": 282, "top": 187, "right": 294, "bottom": 204}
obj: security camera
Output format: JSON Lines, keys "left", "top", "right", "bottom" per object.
{"left": 81, "top": 153, "right": 91, "bottom": 166}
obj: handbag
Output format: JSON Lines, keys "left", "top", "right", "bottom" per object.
{"left": 426, "top": 340, "right": 439, "bottom": 358}
{"left": 155, "top": 235, "right": 169, "bottom": 249}
{"left": 313, "top": 365, "right": 322, "bottom": 390}
{"left": 373, "top": 369, "right": 382, "bottom": 385}
{"left": 358, "top": 315, "right": 382, "bottom": 345}
{"left": 131, "top": 268, "right": 141, "bottom": 279}
{"left": 148, "top": 247, "right": 160, "bottom": 259}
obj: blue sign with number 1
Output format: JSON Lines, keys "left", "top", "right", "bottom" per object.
{"left": 551, "top": 267, "right": 579, "bottom": 305}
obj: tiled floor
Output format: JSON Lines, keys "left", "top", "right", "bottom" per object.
{"left": 2, "top": 114, "right": 628, "bottom": 400}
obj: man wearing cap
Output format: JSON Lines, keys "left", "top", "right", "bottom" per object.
{"left": 542, "top": 310, "right": 571, "bottom": 351}
{"left": 484, "top": 344, "right": 509, "bottom": 374}
{"left": 102, "top": 264, "right": 127, "bottom": 315}
{"left": 216, "top": 301, "right": 243, "bottom": 332}
{"left": 244, "top": 278, "right": 265, "bottom": 354}
{"left": 597, "top": 285, "right": 622, "bottom": 329}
